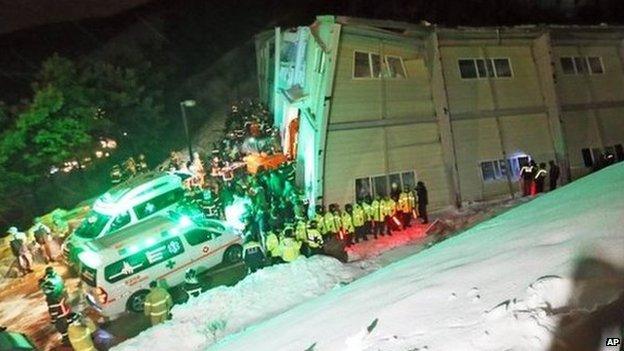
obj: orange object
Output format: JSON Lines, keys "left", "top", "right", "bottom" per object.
{"left": 286, "top": 118, "right": 299, "bottom": 159}
{"left": 244, "top": 153, "right": 288, "bottom": 174}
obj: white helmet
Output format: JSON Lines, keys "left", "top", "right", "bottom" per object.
{"left": 7, "top": 227, "right": 18, "bottom": 235}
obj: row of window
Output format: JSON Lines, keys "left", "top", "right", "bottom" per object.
{"left": 581, "top": 144, "right": 624, "bottom": 167}
{"left": 355, "top": 171, "right": 416, "bottom": 201}
{"left": 560, "top": 56, "right": 604, "bottom": 75}
{"left": 479, "top": 156, "right": 529, "bottom": 182}
{"left": 458, "top": 58, "right": 513, "bottom": 79}
{"left": 353, "top": 51, "right": 408, "bottom": 79}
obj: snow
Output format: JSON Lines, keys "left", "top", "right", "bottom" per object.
{"left": 111, "top": 256, "right": 378, "bottom": 351}
{"left": 203, "top": 164, "right": 624, "bottom": 351}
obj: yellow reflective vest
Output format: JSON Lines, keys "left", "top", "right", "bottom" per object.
{"left": 280, "top": 237, "right": 302, "bottom": 262}
{"left": 68, "top": 318, "right": 97, "bottom": 351}
{"left": 314, "top": 213, "right": 325, "bottom": 234}
{"left": 352, "top": 205, "right": 365, "bottom": 227}
{"left": 407, "top": 192, "right": 416, "bottom": 211}
{"left": 144, "top": 287, "right": 173, "bottom": 325}
{"left": 295, "top": 220, "right": 307, "bottom": 241}
{"left": 265, "top": 232, "right": 279, "bottom": 256}
{"left": 306, "top": 228, "right": 323, "bottom": 248}
{"left": 324, "top": 212, "right": 337, "bottom": 234}
{"left": 398, "top": 192, "right": 411, "bottom": 212}
{"left": 362, "top": 202, "right": 373, "bottom": 221}
{"left": 370, "top": 200, "right": 383, "bottom": 221}
{"left": 341, "top": 213, "right": 354, "bottom": 233}
{"left": 382, "top": 199, "right": 396, "bottom": 217}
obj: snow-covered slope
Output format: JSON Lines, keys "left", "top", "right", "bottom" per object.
{"left": 210, "top": 164, "right": 624, "bottom": 351}
{"left": 112, "top": 256, "right": 376, "bottom": 351}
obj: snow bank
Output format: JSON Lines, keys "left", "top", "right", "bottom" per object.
{"left": 209, "top": 164, "right": 624, "bottom": 351}
{"left": 112, "top": 256, "right": 375, "bottom": 351}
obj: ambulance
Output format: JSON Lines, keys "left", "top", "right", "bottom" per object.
{"left": 64, "top": 172, "right": 185, "bottom": 263}
{"left": 77, "top": 212, "right": 243, "bottom": 318}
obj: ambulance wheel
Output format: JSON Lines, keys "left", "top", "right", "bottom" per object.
{"left": 127, "top": 289, "right": 149, "bottom": 313}
{"left": 223, "top": 245, "right": 243, "bottom": 264}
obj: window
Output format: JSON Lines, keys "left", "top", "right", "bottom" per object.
{"left": 493, "top": 58, "right": 512, "bottom": 77}
{"left": 184, "top": 229, "right": 219, "bottom": 246}
{"left": 458, "top": 59, "right": 478, "bottom": 79}
{"left": 109, "top": 211, "right": 131, "bottom": 233}
{"left": 587, "top": 57, "right": 604, "bottom": 74}
{"left": 561, "top": 56, "right": 604, "bottom": 75}
{"left": 353, "top": 51, "right": 381, "bottom": 79}
{"left": 615, "top": 144, "right": 624, "bottom": 161}
{"left": 458, "top": 58, "right": 512, "bottom": 79}
{"left": 355, "top": 171, "right": 417, "bottom": 200}
{"left": 104, "top": 237, "right": 185, "bottom": 283}
{"left": 74, "top": 211, "right": 111, "bottom": 239}
{"left": 315, "top": 49, "right": 326, "bottom": 73}
{"left": 134, "top": 189, "right": 184, "bottom": 220}
{"left": 355, "top": 178, "right": 372, "bottom": 202}
{"left": 581, "top": 148, "right": 594, "bottom": 167}
{"left": 560, "top": 57, "right": 575, "bottom": 74}
{"left": 385, "top": 56, "right": 407, "bottom": 78}
{"left": 480, "top": 156, "right": 529, "bottom": 182}
{"left": 574, "top": 57, "right": 587, "bottom": 74}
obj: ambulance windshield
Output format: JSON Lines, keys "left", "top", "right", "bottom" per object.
{"left": 75, "top": 211, "right": 110, "bottom": 239}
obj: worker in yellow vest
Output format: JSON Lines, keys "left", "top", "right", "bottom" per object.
{"left": 264, "top": 229, "right": 280, "bottom": 264}
{"left": 342, "top": 204, "right": 355, "bottom": 246}
{"left": 330, "top": 204, "right": 343, "bottom": 241}
{"left": 67, "top": 313, "right": 97, "bottom": 351}
{"left": 361, "top": 198, "right": 373, "bottom": 238}
{"left": 144, "top": 280, "right": 173, "bottom": 326}
{"left": 382, "top": 196, "right": 397, "bottom": 235}
{"left": 352, "top": 202, "right": 367, "bottom": 243}
{"left": 295, "top": 218, "right": 308, "bottom": 242}
{"left": 370, "top": 197, "right": 384, "bottom": 239}
{"left": 302, "top": 221, "right": 323, "bottom": 256}
{"left": 279, "top": 228, "right": 302, "bottom": 262}
{"left": 323, "top": 204, "right": 337, "bottom": 238}
{"left": 399, "top": 188, "right": 415, "bottom": 227}
{"left": 314, "top": 205, "right": 326, "bottom": 235}
{"left": 398, "top": 190, "right": 409, "bottom": 227}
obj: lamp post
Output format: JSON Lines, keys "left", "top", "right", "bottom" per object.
{"left": 179, "top": 99, "right": 196, "bottom": 161}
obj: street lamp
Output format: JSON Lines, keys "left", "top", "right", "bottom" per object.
{"left": 180, "top": 99, "right": 196, "bottom": 161}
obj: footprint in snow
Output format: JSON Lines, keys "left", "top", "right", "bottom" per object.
{"left": 448, "top": 292, "right": 457, "bottom": 301}
{"left": 467, "top": 287, "right": 481, "bottom": 302}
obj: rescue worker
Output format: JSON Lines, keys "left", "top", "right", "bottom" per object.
{"left": 370, "top": 197, "right": 384, "bottom": 239}
{"left": 534, "top": 163, "right": 548, "bottom": 194}
{"left": 183, "top": 269, "right": 202, "bottom": 301}
{"left": 519, "top": 161, "right": 534, "bottom": 197}
{"left": 144, "top": 280, "right": 173, "bottom": 326}
{"left": 382, "top": 196, "right": 397, "bottom": 235}
{"left": 264, "top": 229, "right": 280, "bottom": 264}
{"left": 548, "top": 160, "right": 560, "bottom": 191}
{"left": 136, "top": 154, "right": 149, "bottom": 173}
{"left": 278, "top": 228, "right": 302, "bottom": 263}
{"left": 397, "top": 190, "right": 409, "bottom": 227}
{"left": 314, "top": 205, "right": 326, "bottom": 237}
{"left": 190, "top": 151, "right": 205, "bottom": 187}
{"left": 407, "top": 188, "right": 416, "bottom": 227}
{"left": 302, "top": 221, "right": 323, "bottom": 257}
{"left": 33, "top": 219, "right": 54, "bottom": 263}
{"left": 169, "top": 151, "right": 181, "bottom": 170}
{"left": 416, "top": 181, "right": 429, "bottom": 224}
{"left": 200, "top": 188, "right": 220, "bottom": 219}
{"left": 331, "top": 204, "right": 344, "bottom": 241}
{"left": 110, "top": 164, "right": 123, "bottom": 185}
{"left": 243, "top": 237, "right": 267, "bottom": 273}
{"left": 8, "top": 227, "right": 33, "bottom": 275}
{"left": 124, "top": 157, "right": 137, "bottom": 179}
{"left": 40, "top": 267, "right": 71, "bottom": 344}
{"left": 323, "top": 204, "right": 337, "bottom": 238}
{"left": 341, "top": 204, "right": 355, "bottom": 246}
{"left": 399, "top": 188, "right": 414, "bottom": 228}
{"left": 362, "top": 198, "right": 373, "bottom": 238}
{"left": 67, "top": 312, "right": 97, "bottom": 351}
{"left": 294, "top": 218, "right": 308, "bottom": 242}
{"left": 352, "top": 202, "right": 366, "bottom": 243}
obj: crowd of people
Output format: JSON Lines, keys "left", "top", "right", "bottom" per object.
{"left": 152, "top": 100, "right": 433, "bottom": 271}
{"left": 109, "top": 154, "right": 150, "bottom": 185}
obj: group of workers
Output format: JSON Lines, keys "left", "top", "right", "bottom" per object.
{"left": 109, "top": 154, "right": 150, "bottom": 185}
{"left": 6, "top": 219, "right": 62, "bottom": 276}
{"left": 519, "top": 160, "right": 560, "bottom": 196}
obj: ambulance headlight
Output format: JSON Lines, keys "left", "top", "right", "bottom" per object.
{"left": 78, "top": 250, "right": 101, "bottom": 268}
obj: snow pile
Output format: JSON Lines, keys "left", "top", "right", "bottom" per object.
{"left": 112, "top": 255, "right": 375, "bottom": 351}
{"left": 208, "top": 164, "right": 624, "bottom": 351}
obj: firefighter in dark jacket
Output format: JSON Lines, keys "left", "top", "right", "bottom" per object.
{"left": 243, "top": 236, "right": 267, "bottom": 273}
{"left": 416, "top": 181, "right": 429, "bottom": 224}
{"left": 8, "top": 228, "right": 33, "bottom": 275}
{"left": 548, "top": 160, "right": 560, "bottom": 191}
{"left": 183, "top": 268, "right": 203, "bottom": 301}
{"left": 40, "top": 266, "right": 71, "bottom": 345}
{"left": 534, "top": 163, "right": 548, "bottom": 194}
{"left": 519, "top": 161, "right": 534, "bottom": 197}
